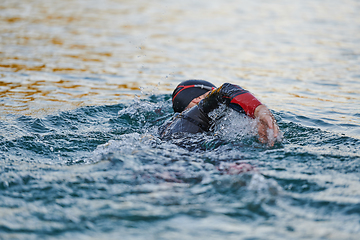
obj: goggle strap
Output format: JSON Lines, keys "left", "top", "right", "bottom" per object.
{"left": 172, "top": 85, "right": 215, "bottom": 100}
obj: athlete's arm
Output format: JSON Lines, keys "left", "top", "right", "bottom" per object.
{"left": 199, "top": 83, "right": 280, "bottom": 145}
{"left": 254, "top": 104, "right": 279, "bottom": 146}
{"left": 199, "top": 83, "right": 261, "bottom": 117}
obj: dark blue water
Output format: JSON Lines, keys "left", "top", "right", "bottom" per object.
{"left": 1, "top": 95, "right": 359, "bottom": 239}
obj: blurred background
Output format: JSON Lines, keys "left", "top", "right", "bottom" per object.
{"left": 1, "top": 0, "right": 359, "bottom": 137}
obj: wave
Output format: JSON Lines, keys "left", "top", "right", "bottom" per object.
{"left": 1, "top": 94, "right": 360, "bottom": 239}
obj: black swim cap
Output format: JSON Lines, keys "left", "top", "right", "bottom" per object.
{"left": 172, "top": 80, "right": 216, "bottom": 113}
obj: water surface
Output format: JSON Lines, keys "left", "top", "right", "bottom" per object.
{"left": 1, "top": 0, "right": 360, "bottom": 239}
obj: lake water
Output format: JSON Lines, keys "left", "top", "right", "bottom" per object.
{"left": 1, "top": 0, "right": 360, "bottom": 239}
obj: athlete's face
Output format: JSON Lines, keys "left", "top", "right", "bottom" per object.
{"left": 185, "top": 91, "right": 210, "bottom": 110}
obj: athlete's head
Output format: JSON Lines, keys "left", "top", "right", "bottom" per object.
{"left": 172, "top": 80, "right": 216, "bottom": 113}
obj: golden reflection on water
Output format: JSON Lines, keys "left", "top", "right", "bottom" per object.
{"left": 0, "top": 0, "right": 177, "bottom": 117}
{"left": 1, "top": 76, "right": 140, "bottom": 116}
{"left": 0, "top": 78, "right": 149, "bottom": 117}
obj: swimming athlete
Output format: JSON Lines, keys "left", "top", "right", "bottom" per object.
{"left": 160, "top": 79, "right": 280, "bottom": 146}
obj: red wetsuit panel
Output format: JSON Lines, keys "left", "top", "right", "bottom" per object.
{"left": 230, "top": 92, "right": 262, "bottom": 118}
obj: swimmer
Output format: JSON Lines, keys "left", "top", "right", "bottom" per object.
{"left": 160, "top": 80, "right": 280, "bottom": 146}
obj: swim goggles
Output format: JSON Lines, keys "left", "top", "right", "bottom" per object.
{"left": 172, "top": 84, "right": 216, "bottom": 100}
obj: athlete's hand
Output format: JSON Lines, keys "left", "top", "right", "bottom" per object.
{"left": 254, "top": 105, "right": 280, "bottom": 146}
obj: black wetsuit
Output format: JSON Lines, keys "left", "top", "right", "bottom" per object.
{"left": 160, "top": 83, "right": 262, "bottom": 138}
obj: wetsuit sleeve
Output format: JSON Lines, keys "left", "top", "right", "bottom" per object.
{"left": 159, "top": 105, "right": 211, "bottom": 138}
{"left": 198, "top": 83, "right": 262, "bottom": 118}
